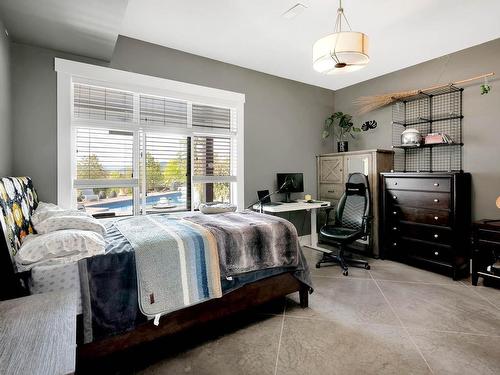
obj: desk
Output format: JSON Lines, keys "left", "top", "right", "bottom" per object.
{"left": 253, "top": 200, "right": 332, "bottom": 253}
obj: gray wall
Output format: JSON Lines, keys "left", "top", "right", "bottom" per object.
{"left": 335, "top": 38, "right": 500, "bottom": 221}
{"left": 0, "top": 19, "right": 11, "bottom": 176}
{"left": 10, "top": 37, "right": 335, "bottom": 234}
{"left": 110, "top": 37, "right": 334, "bottom": 207}
{"left": 10, "top": 43, "right": 105, "bottom": 202}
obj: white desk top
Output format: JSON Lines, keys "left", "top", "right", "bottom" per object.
{"left": 253, "top": 200, "right": 331, "bottom": 213}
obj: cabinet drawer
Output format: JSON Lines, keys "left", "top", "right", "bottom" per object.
{"left": 477, "top": 229, "right": 500, "bottom": 245}
{"left": 384, "top": 177, "right": 451, "bottom": 192}
{"left": 388, "top": 206, "right": 450, "bottom": 227}
{"left": 387, "top": 190, "right": 450, "bottom": 210}
{"left": 319, "top": 183, "right": 344, "bottom": 200}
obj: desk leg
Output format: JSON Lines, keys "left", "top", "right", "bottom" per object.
{"left": 303, "top": 208, "right": 332, "bottom": 253}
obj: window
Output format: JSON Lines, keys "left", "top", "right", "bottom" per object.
{"left": 75, "top": 127, "right": 137, "bottom": 216}
{"left": 56, "top": 59, "right": 244, "bottom": 215}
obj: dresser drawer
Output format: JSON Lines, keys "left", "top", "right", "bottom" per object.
{"left": 387, "top": 190, "right": 450, "bottom": 210}
{"left": 388, "top": 206, "right": 451, "bottom": 227}
{"left": 384, "top": 177, "right": 451, "bottom": 192}
{"left": 319, "top": 183, "right": 344, "bottom": 201}
{"left": 407, "top": 241, "right": 453, "bottom": 264}
{"left": 395, "top": 223, "right": 453, "bottom": 245}
{"left": 389, "top": 238, "right": 453, "bottom": 264}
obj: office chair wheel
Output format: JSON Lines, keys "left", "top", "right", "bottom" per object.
{"left": 342, "top": 270, "right": 348, "bottom": 276}
{"left": 365, "top": 264, "right": 371, "bottom": 270}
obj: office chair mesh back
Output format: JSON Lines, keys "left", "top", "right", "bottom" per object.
{"left": 335, "top": 173, "right": 369, "bottom": 231}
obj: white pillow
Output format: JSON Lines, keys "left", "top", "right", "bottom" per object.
{"left": 32, "top": 201, "right": 91, "bottom": 226}
{"left": 34, "top": 215, "right": 107, "bottom": 236}
{"left": 199, "top": 203, "right": 237, "bottom": 214}
{"left": 15, "top": 230, "right": 105, "bottom": 269}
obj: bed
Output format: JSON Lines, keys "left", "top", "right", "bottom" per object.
{"left": 0, "top": 177, "right": 311, "bottom": 362}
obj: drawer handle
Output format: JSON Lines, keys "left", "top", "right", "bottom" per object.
{"left": 394, "top": 182, "right": 398, "bottom": 185}
{"left": 392, "top": 227, "right": 397, "bottom": 231}
{"left": 328, "top": 190, "right": 335, "bottom": 193}
{"left": 434, "top": 251, "right": 439, "bottom": 256}
{"left": 434, "top": 234, "right": 439, "bottom": 239}
{"left": 434, "top": 183, "right": 439, "bottom": 187}
{"left": 434, "top": 216, "right": 439, "bottom": 220}
{"left": 393, "top": 211, "right": 397, "bottom": 215}
{"left": 393, "top": 242, "right": 397, "bottom": 247}
{"left": 393, "top": 195, "right": 397, "bottom": 200}
{"left": 433, "top": 199, "right": 439, "bottom": 203}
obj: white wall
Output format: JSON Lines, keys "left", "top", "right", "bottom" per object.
{"left": 0, "top": 19, "right": 11, "bottom": 176}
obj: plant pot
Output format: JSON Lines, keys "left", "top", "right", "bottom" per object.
{"left": 337, "top": 141, "right": 348, "bottom": 152}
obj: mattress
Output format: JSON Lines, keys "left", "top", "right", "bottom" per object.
{"left": 29, "top": 262, "right": 82, "bottom": 314}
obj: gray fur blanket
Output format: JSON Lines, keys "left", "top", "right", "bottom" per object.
{"left": 183, "top": 211, "right": 310, "bottom": 285}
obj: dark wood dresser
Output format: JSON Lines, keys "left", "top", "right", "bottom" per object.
{"left": 472, "top": 220, "right": 500, "bottom": 286}
{"left": 381, "top": 172, "right": 471, "bottom": 279}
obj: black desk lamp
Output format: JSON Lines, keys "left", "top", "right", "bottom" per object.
{"left": 247, "top": 179, "right": 292, "bottom": 212}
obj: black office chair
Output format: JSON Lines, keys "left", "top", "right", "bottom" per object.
{"left": 316, "top": 173, "right": 372, "bottom": 276}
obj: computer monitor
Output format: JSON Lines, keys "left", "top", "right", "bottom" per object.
{"left": 277, "top": 173, "right": 304, "bottom": 203}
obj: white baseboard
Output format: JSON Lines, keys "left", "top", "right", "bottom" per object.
{"left": 299, "top": 235, "right": 311, "bottom": 246}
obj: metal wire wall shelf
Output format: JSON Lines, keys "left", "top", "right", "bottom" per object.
{"left": 391, "top": 85, "right": 463, "bottom": 172}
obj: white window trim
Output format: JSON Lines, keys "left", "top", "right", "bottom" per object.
{"left": 55, "top": 58, "right": 245, "bottom": 211}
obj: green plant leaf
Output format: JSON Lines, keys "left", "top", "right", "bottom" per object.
{"left": 322, "top": 130, "right": 330, "bottom": 139}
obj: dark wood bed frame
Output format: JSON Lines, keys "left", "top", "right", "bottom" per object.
{"left": 0, "top": 218, "right": 309, "bottom": 363}
{"left": 79, "top": 273, "right": 308, "bottom": 361}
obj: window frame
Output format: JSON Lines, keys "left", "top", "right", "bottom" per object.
{"left": 55, "top": 58, "right": 245, "bottom": 212}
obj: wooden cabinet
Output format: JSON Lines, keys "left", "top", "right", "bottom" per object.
{"left": 381, "top": 172, "right": 471, "bottom": 280}
{"left": 317, "top": 149, "right": 393, "bottom": 257}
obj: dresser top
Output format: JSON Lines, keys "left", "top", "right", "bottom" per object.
{"left": 0, "top": 290, "right": 76, "bottom": 375}
{"left": 381, "top": 172, "right": 470, "bottom": 177}
{"left": 474, "top": 219, "right": 500, "bottom": 230}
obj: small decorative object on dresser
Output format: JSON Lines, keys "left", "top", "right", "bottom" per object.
{"left": 317, "top": 149, "right": 394, "bottom": 257}
{"left": 381, "top": 172, "right": 471, "bottom": 280}
{"left": 471, "top": 220, "right": 500, "bottom": 286}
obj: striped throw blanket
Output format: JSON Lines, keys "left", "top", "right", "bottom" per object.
{"left": 115, "top": 215, "right": 222, "bottom": 319}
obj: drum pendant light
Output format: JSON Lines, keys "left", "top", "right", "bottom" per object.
{"left": 313, "top": 0, "right": 369, "bottom": 74}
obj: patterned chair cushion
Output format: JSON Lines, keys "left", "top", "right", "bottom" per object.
{"left": 0, "top": 177, "right": 39, "bottom": 261}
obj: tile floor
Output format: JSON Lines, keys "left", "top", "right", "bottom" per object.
{"left": 99, "top": 248, "right": 500, "bottom": 375}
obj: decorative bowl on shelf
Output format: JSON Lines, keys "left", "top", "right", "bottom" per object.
{"left": 401, "top": 128, "right": 422, "bottom": 147}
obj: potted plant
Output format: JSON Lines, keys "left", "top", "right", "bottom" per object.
{"left": 322, "top": 113, "right": 377, "bottom": 152}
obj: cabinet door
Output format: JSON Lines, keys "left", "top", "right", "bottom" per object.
{"left": 319, "top": 156, "right": 344, "bottom": 184}
{"left": 345, "top": 154, "right": 371, "bottom": 179}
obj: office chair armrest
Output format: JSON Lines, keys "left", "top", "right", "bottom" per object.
{"left": 362, "top": 215, "right": 373, "bottom": 237}
{"left": 325, "top": 207, "right": 336, "bottom": 224}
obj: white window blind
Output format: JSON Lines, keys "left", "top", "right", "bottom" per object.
{"left": 193, "top": 136, "right": 236, "bottom": 181}
{"left": 140, "top": 95, "right": 188, "bottom": 127}
{"left": 73, "top": 83, "right": 134, "bottom": 122}
{"left": 143, "top": 133, "right": 188, "bottom": 191}
{"left": 75, "top": 128, "right": 136, "bottom": 188}
{"left": 192, "top": 104, "right": 233, "bottom": 131}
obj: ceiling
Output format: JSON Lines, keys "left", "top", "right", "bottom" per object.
{"left": 0, "top": 0, "right": 128, "bottom": 60}
{"left": 2, "top": 0, "right": 500, "bottom": 90}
